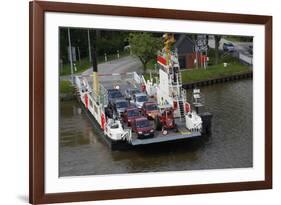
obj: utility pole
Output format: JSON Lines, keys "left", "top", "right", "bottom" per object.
{"left": 67, "top": 28, "right": 74, "bottom": 83}
{"left": 77, "top": 47, "right": 81, "bottom": 62}
{"left": 88, "top": 29, "right": 92, "bottom": 62}
{"left": 90, "top": 30, "right": 99, "bottom": 97}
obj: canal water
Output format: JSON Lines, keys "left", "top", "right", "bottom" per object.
{"left": 59, "top": 79, "right": 253, "bottom": 176}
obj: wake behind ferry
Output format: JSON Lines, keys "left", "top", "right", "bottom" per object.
{"left": 74, "top": 33, "right": 212, "bottom": 150}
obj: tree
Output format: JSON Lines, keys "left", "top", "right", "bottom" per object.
{"left": 96, "top": 31, "right": 129, "bottom": 56}
{"left": 214, "top": 35, "right": 222, "bottom": 64}
{"left": 128, "top": 32, "right": 161, "bottom": 72}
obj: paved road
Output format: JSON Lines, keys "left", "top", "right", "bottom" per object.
{"left": 82, "top": 55, "right": 143, "bottom": 75}
{"left": 208, "top": 36, "right": 253, "bottom": 65}
{"left": 208, "top": 36, "right": 252, "bottom": 55}
{"left": 60, "top": 55, "right": 143, "bottom": 81}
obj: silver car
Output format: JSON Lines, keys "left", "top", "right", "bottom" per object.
{"left": 131, "top": 93, "right": 149, "bottom": 109}
{"left": 125, "top": 88, "right": 141, "bottom": 101}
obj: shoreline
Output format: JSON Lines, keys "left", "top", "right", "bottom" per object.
{"left": 182, "top": 71, "right": 253, "bottom": 89}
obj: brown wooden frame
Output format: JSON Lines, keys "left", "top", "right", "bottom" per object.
{"left": 29, "top": 1, "right": 272, "bottom": 204}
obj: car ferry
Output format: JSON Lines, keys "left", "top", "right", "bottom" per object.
{"left": 74, "top": 33, "right": 212, "bottom": 150}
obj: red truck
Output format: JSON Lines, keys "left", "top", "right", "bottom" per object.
{"left": 154, "top": 107, "right": 177, "bottom": 135}
{"left": 131, "top": 117, "right": 154, "bottom": 139}
{"left": 122, "top": 107, "right": 141, "bottom": 126}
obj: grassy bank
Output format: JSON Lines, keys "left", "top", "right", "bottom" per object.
{"left": 181, "top": 62, "right": 251, "bottom": 84}
{"left": 143, "top": 48, "right": 251, "bottom": 84}
{"left": 60, "top": 58, "right": 91, "bottom": 76}
{"left": 60, "top": 80, "right": 75, "bottom": 95}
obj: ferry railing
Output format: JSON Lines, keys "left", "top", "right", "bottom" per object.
{"left": 133, "top": 72, "right": 142, "bottom": 84}
{"left": 99, "top": 84, "right": 108, "bottom": 106}
{"left": 74, "top": 76, "right": 92, "bottom": 93}
{"left": 181, "top": 89, "right": 187, "bottom": 101}
{"left": 178, "top": 71, "right": 182, "bottom": 85}
{"left": 74, "top": 76, "right": 81, "bottom": 90}
{"left": 98, "top": 72, "right": 137, "bottom": 82}
{"left": 121, "top": 129, "right": 132, "bottom": 143}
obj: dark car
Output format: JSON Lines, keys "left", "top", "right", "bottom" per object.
{"left": 122, "top": 107, "right": 141, "bottom": 126}
{"left": 131, "top": 117, "right": 154, "bottom": 139}
{"left": 141, "top": 101, "right": 160, "bottom": 120}
{"left": 112, "top": 98, "right": 129, "bottom": 117}
{"left": 107, "top": 89, "right": 123, "bottom": 103}
{"left": 223, "top": 42, "right": 235, "bottom": 52}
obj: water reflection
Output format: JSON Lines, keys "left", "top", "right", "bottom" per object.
{"left": 59, "top": 101, "right": 98, "bottom": 147}
{"left": 59, "top": 79, "right": 253, "bottom": 176}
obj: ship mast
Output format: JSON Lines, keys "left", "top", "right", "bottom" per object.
{"left": 156, "top": 33, "right": 185, "bottom": 119}
{"left": 163, "top": 33, "right": 175, "bottom": 69}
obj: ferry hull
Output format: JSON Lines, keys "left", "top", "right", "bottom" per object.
{"left": 77, "top": 96, "right": 132, "bottom": 150}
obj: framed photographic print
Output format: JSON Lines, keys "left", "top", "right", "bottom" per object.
{"left": 29, "top": 1, "right": 272, "bottom": 204}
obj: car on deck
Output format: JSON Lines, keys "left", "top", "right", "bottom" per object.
{"left": 131, "top": 117, "right": 154, "bottom": 139}
{"left": 107, "top": 89, "right": 124, "bottom": 104}
{"left": 104, "top": 119, "right": 129, "bottom": 141}
{"left": 131, "top": 93, "right": 149, "bottom": 109}
{"left": 122, "top": 107, "right": 141, "bottom": 126}
{"left": 125, "top": 88, "right": 142, "bottom": 101}
{"left": 112, "top": 98, "right": 129, "bottom": 117}
{"left": 141, "top": 101, "right": 160, "bottom": 120}
{"left": 154, "top": 107, "right": 177, "bottom": 135}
